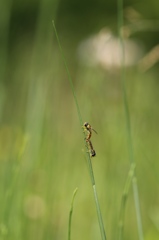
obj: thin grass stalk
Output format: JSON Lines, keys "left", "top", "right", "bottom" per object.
{"left": 68, "top": 188, "right": 78, "bottom": 240}
{"left": 52, "top": 21, "right": 82, "bottom": 126}
{"left": 117, "top": 1, "right": 144, "bottom": 240}
{"left": 118, "top": 164, "right": 136, "bottom": 240}
{"left": 52, "top": 20, "right": 107, "bottom": 240}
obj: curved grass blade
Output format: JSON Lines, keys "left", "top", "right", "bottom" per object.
{"left": 118, "top": 164, "right": 135, "bottom": 240}
{"left": 68, "top": 188, "right": 78, "bottom": 240}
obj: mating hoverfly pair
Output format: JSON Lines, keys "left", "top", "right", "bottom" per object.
{"left": 83, "top": 122, "right": 97, "bottom": 157}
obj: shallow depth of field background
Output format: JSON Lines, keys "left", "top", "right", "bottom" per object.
{"left": 0, "top": 0, "right": 159, "bottom": 240}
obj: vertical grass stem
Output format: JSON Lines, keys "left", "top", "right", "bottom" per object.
{"left": 52, "top": 20, "right": 107, "bottom": 240}
{"left": 68, "top": 188, "right": 78, "bottom": 240}
{"left": 118, "top": 163, "right": 135, "bottom": 240}
{"left": 117, "top": 1, "right": 144, "bottom": 240}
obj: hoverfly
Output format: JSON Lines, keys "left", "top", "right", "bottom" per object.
{"left": 83, "top": 122, "right": 97, "bottom": 142}
{"left": 83, "top": 122, "right": 97, "bottom": 157}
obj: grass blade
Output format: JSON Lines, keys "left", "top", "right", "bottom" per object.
{"left": 118, "top": 164, "right": 135, "bottom": 240}
{"left": 117, "top": 1, "right": 144, "bottom": 240}
{"left": 52, "top": 20, "right": 107, "bottom": 240}
{"left": 68, "top": 188, "right": 78, "bottom": 240}
{"left": 52, "top": 20, "right": 83, "bottom": 126}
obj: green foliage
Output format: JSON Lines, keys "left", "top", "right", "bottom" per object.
{"left": 0, "top": 0, "right": 159, "bottom": 240}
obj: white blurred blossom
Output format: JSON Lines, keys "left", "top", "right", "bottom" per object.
{"left": 77, "top": 28, "right": 144, "bottom": 70}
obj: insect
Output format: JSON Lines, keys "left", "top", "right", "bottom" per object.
{"left": 87, "top": 139, "right": 96, "bottom": 157}
{"left": 83, "top": 122, "right": 97, "bottom": 157}
{"left": 83, "top": 122, "right": 97, "bottom": 142}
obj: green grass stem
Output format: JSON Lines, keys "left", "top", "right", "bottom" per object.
{"left": 68, "top": 188, "right": 78, "bottom": 240}
{"left": 52, "top": 20, "right": 107, "bottom": 240}
{"left": 117, "top": 1, "right": 144, "bottom": 240}
{"left": 118, "top": 163, "right": 136, "bottom": 240}
{"left": 52, "top": 20, "right": 83, "bottom": 127}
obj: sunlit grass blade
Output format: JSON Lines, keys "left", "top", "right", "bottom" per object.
{"left": 68, "top": 188, "right": 78, "bottom": 240}
{"left": 52, "top": 20, "right": 107, "bottom": 240}
{"left": 117, "top": 1, "right": 144, "bottom": 240}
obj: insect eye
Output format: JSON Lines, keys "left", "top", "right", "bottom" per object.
{"left": 84, "top": 122, "right": 88, "bottom": 127}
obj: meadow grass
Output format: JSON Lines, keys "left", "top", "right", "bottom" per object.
{"left": 118, "top": 0, "right": 144, "bottom": 239}
{"left": 52, "top": 20, "right": 107, "bottom": 240}
{"left": 118, "top": 163, "right": 135, "bottom": 240}
{"left": 0, "top": 1, "right": 159, "bottom": 240}
{"left": 68, "top": 188, "right": 78, "bottom": 240}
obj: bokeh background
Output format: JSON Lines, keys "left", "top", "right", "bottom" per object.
{"left": 0, "top": 0, "right": 159, "bottom": 239}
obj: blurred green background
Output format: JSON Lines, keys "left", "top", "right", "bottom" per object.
{"left": 0, "top": 0, "right": 159, "bottom": 239}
